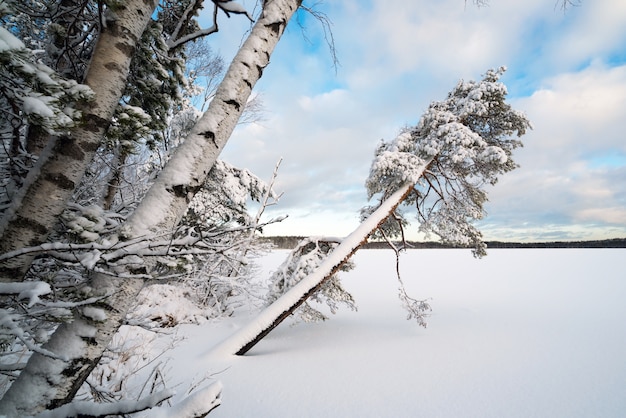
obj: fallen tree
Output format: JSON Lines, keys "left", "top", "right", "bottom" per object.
{"left": 211, "top": 67, "right": 531, "bottom": 356}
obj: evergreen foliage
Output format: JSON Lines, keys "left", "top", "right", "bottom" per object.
{"left": 365, "top": 67, "right": 531, "bottom": 257}
{"left": 1, "top": 0, "right": 99, "bottom": 80}
{"left": 0, "top": 21, "right": 93, "bottom": 212}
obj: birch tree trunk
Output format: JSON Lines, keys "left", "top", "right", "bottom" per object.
{"left": 0, "top": 0, "right": 302, "bottom": 415}
{"left": 121, "top": 0, "right": 302, "bottom": 239}
{"left": 0, "top": 0, "right": 159, "bottom": 282}
{"left": 210, "top": 158, "right": 432, "bottom": 357}
{"left": 0, "top": 276, "right": 145, "bottom": 416}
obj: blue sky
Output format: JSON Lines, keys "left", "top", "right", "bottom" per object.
{"left": 201, "top": 0, "right": 626, "bottom": 242}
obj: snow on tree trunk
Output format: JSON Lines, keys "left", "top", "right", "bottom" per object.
{"left": 0, "top": 1, "right": 302, "bottom": 415}
{"left": 0, "top": 0, "right": 159, "bottom": 282}
{"left": 0, "top": 276, "right": 144, "bottom": 416}
{"left": 122, "top": 0, "right": 303, "bottom": 239}
{"left": 209, "top": 172, "right": 430, "bottom": 357}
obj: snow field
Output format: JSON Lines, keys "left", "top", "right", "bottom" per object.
{"left": 136, "top": 249, "right": 626, "bottom": 417}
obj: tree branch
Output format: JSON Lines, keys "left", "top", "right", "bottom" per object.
{"left": 35, "top": 389, "right": 175, "bottom": 418}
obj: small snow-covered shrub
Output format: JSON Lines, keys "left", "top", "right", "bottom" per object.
{"left": 266, "top": 237, "right": 357, "bottom": 322}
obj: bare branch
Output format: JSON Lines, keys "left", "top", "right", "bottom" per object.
{"left": 465, "top": 0, "right": 490, "bottom": 9}
{"left": 378, "top": 229, "right": 431, "bottom": 327}
{"left": 556, "top": 0, "right": 582, "bottom": 12}
{"left": 297, "top": 4, "right": 339, "bottom": 71}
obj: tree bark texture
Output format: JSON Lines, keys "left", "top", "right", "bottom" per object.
{"left": 0, "top": 0, "right": 159, "bottom": 282}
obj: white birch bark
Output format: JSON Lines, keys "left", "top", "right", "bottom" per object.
{"left": 0, "top": 0, "right": 302, "bottom": 415}
{"left": 0, "top": 0, "right": 159, "bottom": 281}
{"left": 122, "top": 0, "right": 302, "bottom": 239}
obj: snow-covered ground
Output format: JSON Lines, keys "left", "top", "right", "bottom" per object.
{"left": 134, "top": 248, "right": 626, "bottom": 417}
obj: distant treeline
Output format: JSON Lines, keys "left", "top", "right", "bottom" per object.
{"left": 261, "top": 236, "right": 626, "bottom": 250}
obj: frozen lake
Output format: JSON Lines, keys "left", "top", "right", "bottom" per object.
{"left": 140, "top": 248, "right": 626, "bottom": 417}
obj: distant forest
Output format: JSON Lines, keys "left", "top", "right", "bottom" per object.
{"left": 263, "top": 236, "right": 626, "bottom": 250}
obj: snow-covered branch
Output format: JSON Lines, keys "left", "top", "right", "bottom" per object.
{"left": 0, "top": 217, "right": 283, "bottom": 278}
{"left": 214, "top": 0, "right": 254, "bottom": 21}
{"left": 166, "top": 0, "right": 256, "bottom": 51}
{"left": 35, "top": 389, "right": 175, "bottom": 418}
{"left": 167, "top": 2, "right": 219, "bottom": 51}
{"left": 0, "top": 309, "right": 68, "bottom": 362}
{"left": 149, "top": 381, "right": 222, "bottom": 418}
{"left": 0, "top": 282, "right": 52, "bottom": 307}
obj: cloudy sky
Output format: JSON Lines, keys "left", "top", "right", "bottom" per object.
{"left": 201, "top": 0, "right": 626, "bottom": 242}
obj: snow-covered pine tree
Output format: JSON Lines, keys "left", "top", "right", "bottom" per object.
{"left": 213, "top": 67, "right": 530, "bottom": 356}
{"left": 365, "top": 66, "right": 529, "bottom": 257}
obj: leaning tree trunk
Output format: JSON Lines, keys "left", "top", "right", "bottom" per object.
{"left": 0, "top": 0, "right": 302, "bottom": 415}
{"left": 210, "top": 158, "right": 433, "bottom": 357}
{"left": 0, "top": 0, "right": 159, "bottom": 282}
{"left": 121, "top": 0, "right": 301, "bottom": 239}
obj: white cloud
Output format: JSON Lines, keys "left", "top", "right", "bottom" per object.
{"left": 481, "top": 63, "right": 626, "bottom": 240}
{"left": 575, "top": 207, "right": 626, "bottom": 225}
{"left": 547, "top": 0, "right": 626, "bottom": 67}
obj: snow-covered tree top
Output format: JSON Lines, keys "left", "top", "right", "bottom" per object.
{"left": 365, "top": 67, "right": 531, "bottom": 257}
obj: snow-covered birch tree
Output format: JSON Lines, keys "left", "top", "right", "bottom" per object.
{"left": 0, "top": 0, "right": 160, "bottom": 281}
{"left": 212, "top": 67, "right": 531, "bottom": 356}
{"left": 121, "top": 0, "right": 302, "bottom": 240}
{"left": 0, "top": 0, "right": 303, "bottom": 415}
